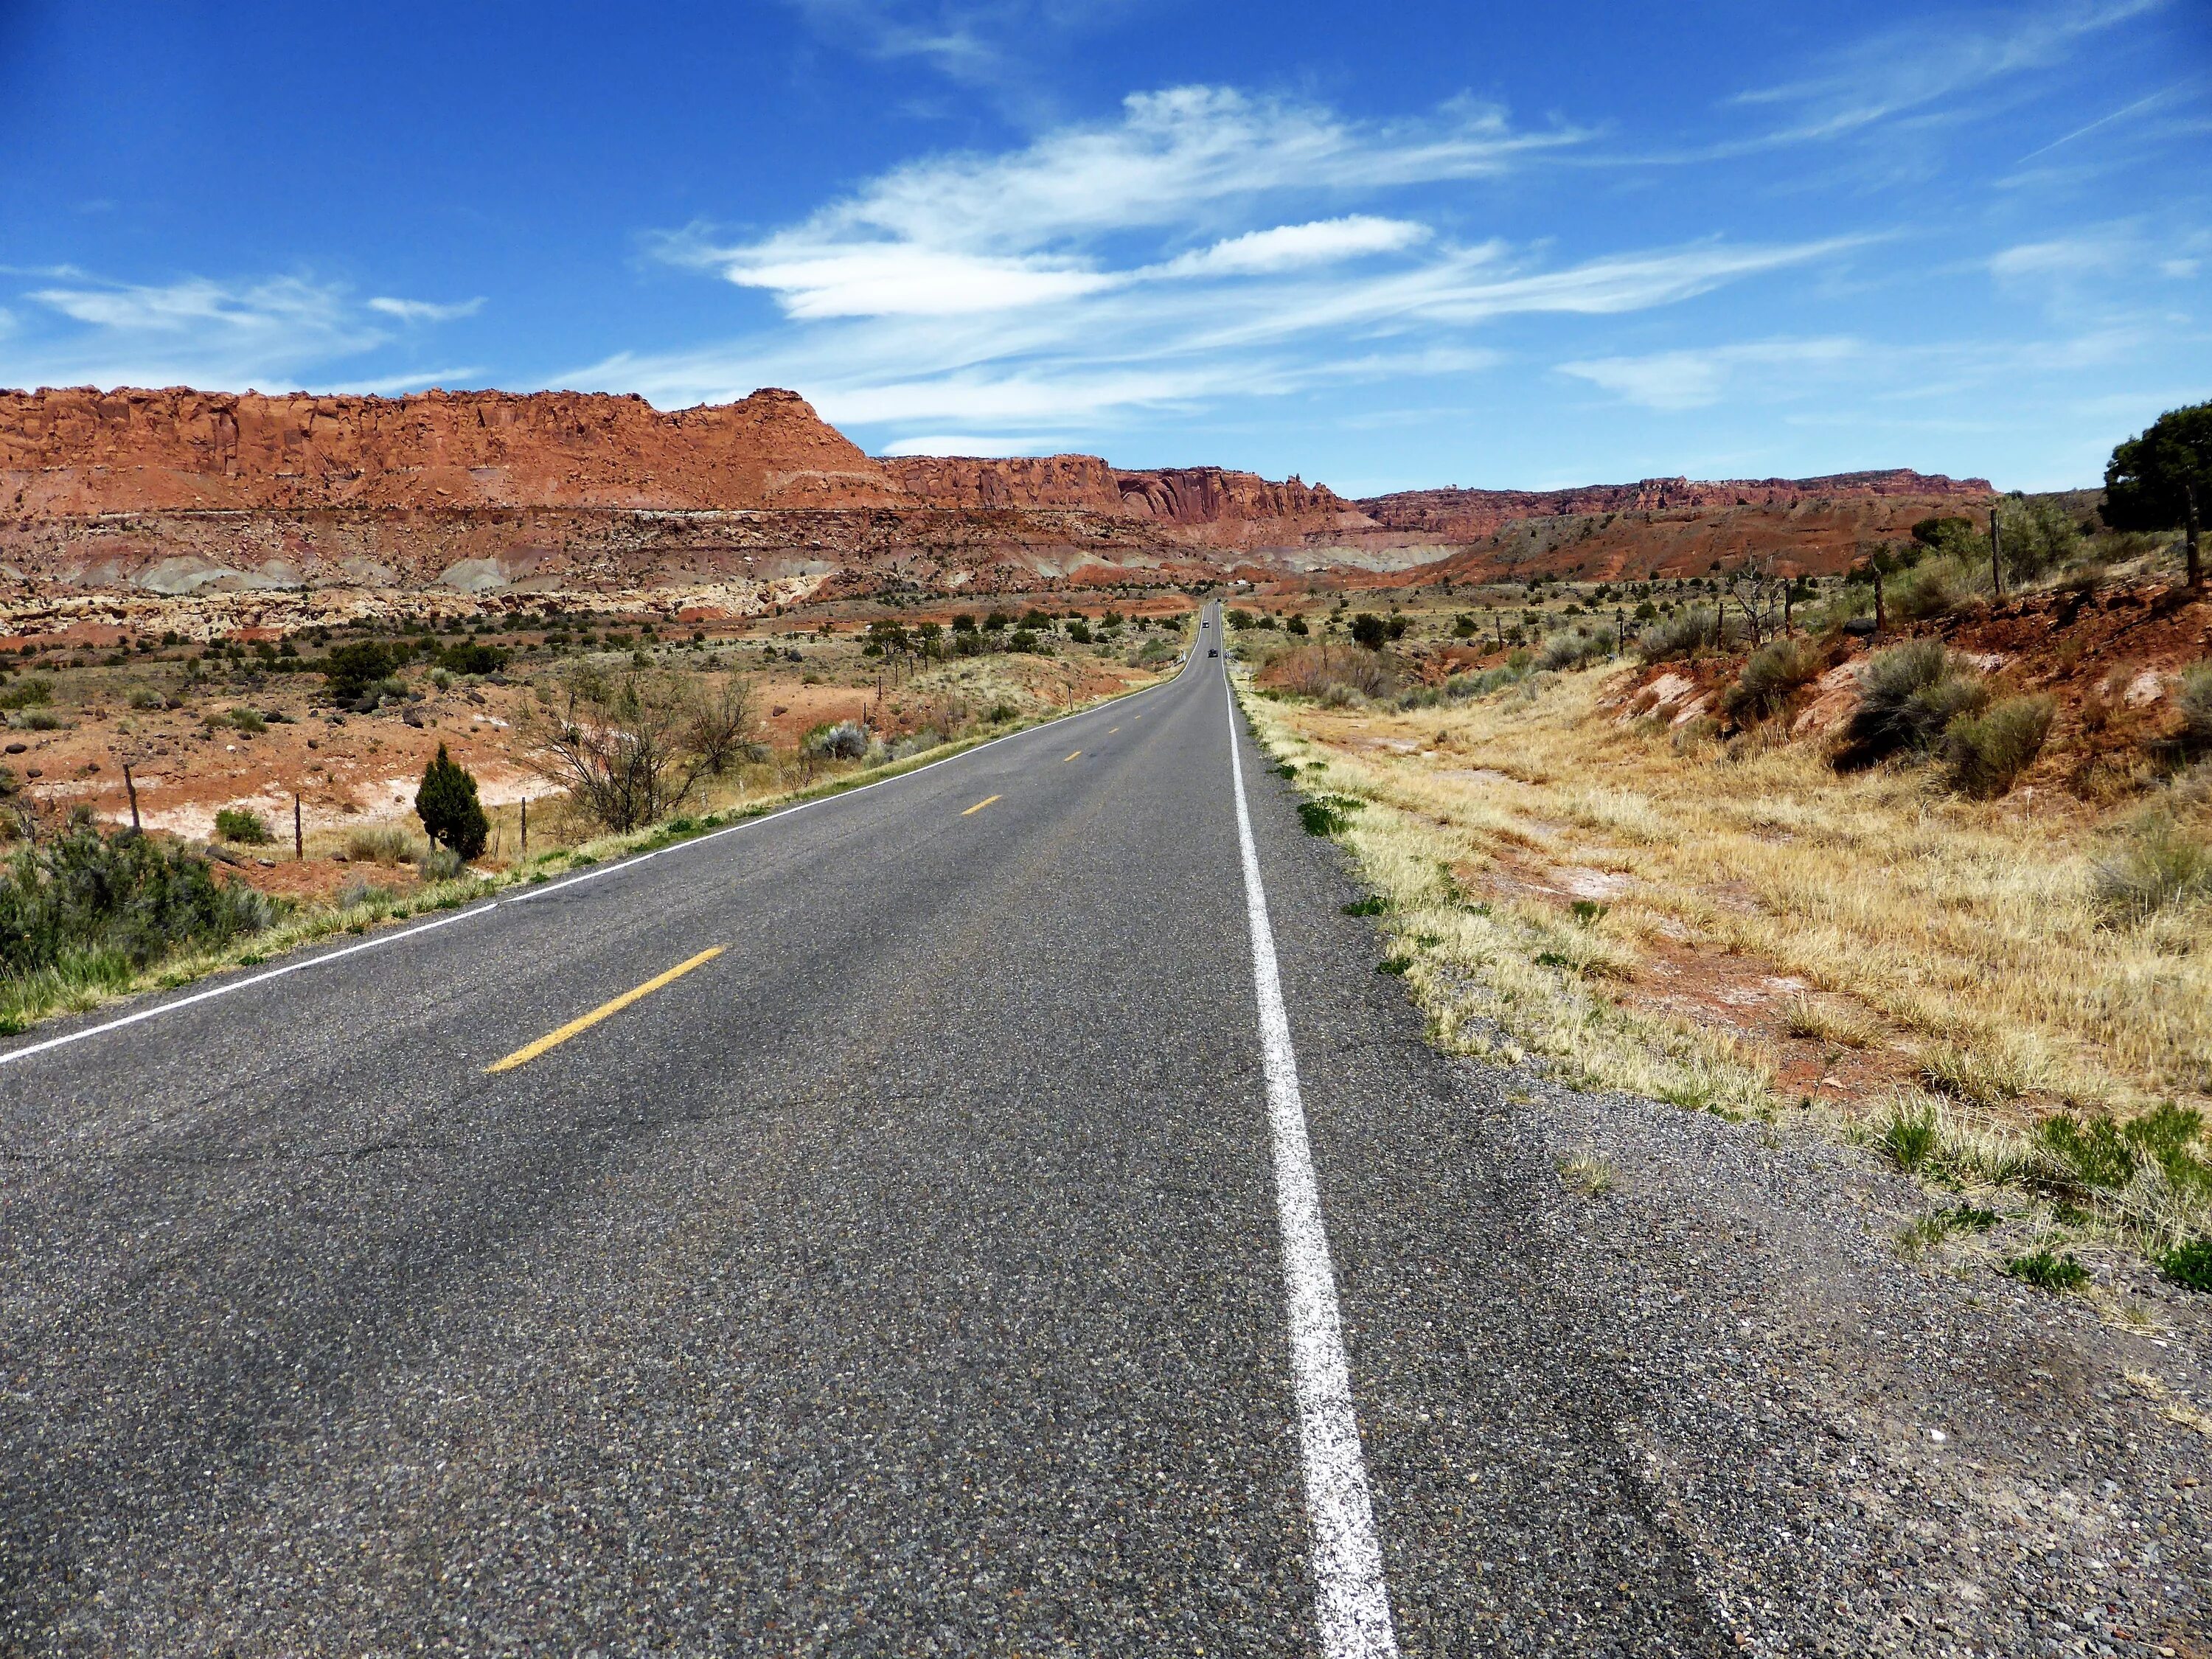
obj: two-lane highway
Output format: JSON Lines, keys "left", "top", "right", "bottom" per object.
{"left": 0, "top": 608, "right": 1725, "bottom": 1655}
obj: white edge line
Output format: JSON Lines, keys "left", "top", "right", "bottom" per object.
{"left": 0, "top": 644, "right": 1199, "bottom": 1068}
{"left": 1222, "top": 665, "right": 1400, "bottom": 1659}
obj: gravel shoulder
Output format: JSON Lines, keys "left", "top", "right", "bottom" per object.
{"left": 1478, "top": 1063, "right": 2212, "bottom": 1656}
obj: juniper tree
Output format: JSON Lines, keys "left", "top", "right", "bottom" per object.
{"left": 415, "top": 743, "right": 489, "bottom": 860}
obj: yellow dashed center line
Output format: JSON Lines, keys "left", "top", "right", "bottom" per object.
{"left": 486, "top": 946, "right": 726, "bottom": 1074}
{"left": 961, "top": 794, "right": 1001, "bottom": 815}
{"left": 1062, "top": 750, "right": 1082, "bottom": 762}
{"left": 1108, "top": 726, "right": 1119, "bottom": 734}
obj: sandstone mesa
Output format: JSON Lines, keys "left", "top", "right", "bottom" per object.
{"left": 0, "top": 384, "right": 1996, "bottom": 602}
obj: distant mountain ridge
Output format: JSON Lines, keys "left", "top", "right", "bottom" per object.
{"left": 1356, "top": 471, "right": 1992, "bottom": 538}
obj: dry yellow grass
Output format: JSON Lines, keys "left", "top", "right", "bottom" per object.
{"left": 1240, "top": 661, "right": 2211, "bottom": 1124}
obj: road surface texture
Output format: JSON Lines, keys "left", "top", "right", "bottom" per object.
{"left": 1, "top": 608, "right": 2206, "bottom": 1656}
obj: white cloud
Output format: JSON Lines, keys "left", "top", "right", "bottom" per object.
{"left": 724, "top": 246, "right": 1118, "bottom": 319}
{"left": 779, "top": 0, "right": 1130, "bottom": 111}
{"left": 877, "top": 432, "right": 1083, "bottom": 456}
{"left": 1559, "top": 338, "right": 1865, "bottom": 410}
{"left": 317, "top": 366, "right": 489, "bottom": 396}
{"left": 1989, "top": 236, "right": 2134, "bottom": 280}
{"left": 1157, "top": 217, "right": 1430, "bottom": 277}
{"left": 615, "top": 86, "right": 1852, "bottom": 442}
{"left": 1731, "top": 0, "right": 2166, "bottom": 145}
{"left": 673, "top": 85, "right": 1582, "bottom": 321}
{"left": 0, "top": 271, "right": 468, "bottom": 394}
{"left": 367, "top": 295, "right": 486, "bottom": 323}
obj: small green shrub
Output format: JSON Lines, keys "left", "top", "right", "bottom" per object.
{"left": 1882, "top": 1098, "right": 1941, "bottom": 1170}
{"left": 1342, "top": 894, "right": 1388, "bottom": 916}
{"left": 0, "top": 677, "right": 52, "bottom": 711}
{"left": 1837, "top": 640, "right": 1988, "bottom": 767}
{"left": 2092, "top": 818, "right": 2212, "bottom": 920}
{"left": 1537, "top": 626, "right": 1613, "bottom": 672}
{"left": 2003, "top": 1249, "right": 2089, "bottom": 1292}
{"left": 1944, "top": 694, "right": 2053, "bottom": 798}
{"left": 2178, "top": 661, "right": 2212, "bottom": 757}
{"left": 1995, "top": 495, "right": 2083, "bottom": 581}
{"left": 0, "top": 817, "right": 277, "bottom": 975}
{"left": 337, "top": 874, "right": 394, "bottom": 910}
{"left": 1377, "top": 955, "right": 1412, "bottom": 976}
{"left": 227, "top": 706, "right": 266, "bottom": 734}
{"left": 439, "top": 641, "right": 509, "bottom": 676}
{"left": 1636, "top": 606, "right": 1730, "bottom": 664}
{"left": 2037, "top": 1103, "right": 2211, "bottom": 1196}
{"left": 213, "top": 807, "right": 275, "bottom": 845}
{"left": 419, "top": 845, "right": 465, "bottom": 882}
{"left": 321, "top": 641, "right": 400, "bottom": 704}
{"left": 345, "top": 824, "right": 420, "bottom": 865}
{"left": 1889, "top": 555, "right": 1974, "bottom": 622}
{"left": 2160, "top": 1237, "right": 2212, "bottom": 1292}
{"left": 1298, "top": 796, "right": 1361, "bottom": 837}
{"left": 1722, "top": 638, "right": 1823, "bottom": 723}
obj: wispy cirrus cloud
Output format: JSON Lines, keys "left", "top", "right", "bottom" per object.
{"left": 1729, "top": 0, "right": 2169, "bottom": 145}
{"left": 367, "top": 294, "right": 486, "bottom": 323}
{"left": 1559, "top": 321, "right": 2198, "bottom": 425}
{"left": 780, "top": 0, "right": 1153, "bottom": 120}
{"left": 0, "top": 271, "right": 477, "bottom": 393}
{"left": 1559, "top": 338, "right": 1866, "bottom": 410}
{"left": 605, "top": 86, "right": 1848, "bottom": 444}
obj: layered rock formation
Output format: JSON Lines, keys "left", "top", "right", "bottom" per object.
{"left": 0, "top": 386, "right": 897, "bottom": 514}
{"left": 0, "top": 383, "right": 2004, "bottom": 601}
{"left": 880, "top": 453, "right": 1125, "bottom": 514}
{"left": 881, "top": 455, "right": 1365, "bottom": 543}
{"left": 1358, "top": 470, "right": 1991, "bottom": 540}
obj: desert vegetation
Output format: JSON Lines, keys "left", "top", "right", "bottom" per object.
{"left": 1232, "top": 411, "right": 2212, "bottom": 1290}
{"left": 0, "top": 594, "right": 1195, "bottom": 1032}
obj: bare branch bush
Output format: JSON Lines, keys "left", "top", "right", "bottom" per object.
{"left": 686, "top": 674, "right": 759, "bottom": 775}
{"left": 1725, "top": 554, "right": 1790, "bottom": 646}
{"left": 526, "top": 669, "right": 705, "bottom": 833}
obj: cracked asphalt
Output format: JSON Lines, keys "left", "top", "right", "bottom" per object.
{"left": 11, "top": 610, "right": 2197, "bottom": 1656}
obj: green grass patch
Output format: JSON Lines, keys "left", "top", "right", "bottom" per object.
{"left": 1298, "top": 796, "right": 1362, "bottom": 837}
{"left": 2160, "top": 1237, "right": 2212, "bottom": 1293}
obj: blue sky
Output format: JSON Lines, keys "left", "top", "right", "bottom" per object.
{"left": 1, "top": 1, "right": 2205, "bottom": 493}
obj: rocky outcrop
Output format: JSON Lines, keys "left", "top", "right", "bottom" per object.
{"left": 1357, "top": 470, "right": 1992, "bottom": 540}
{"left": 0, "top": 386, "right": 897, "bottom": 514}
{"left": 881, "top": 453, "right": 1127, "bottom": 513}
{"left": 883, "top": 454, "right": 1368, "bottom": 544}
{"left": 1115, "top": 467, "right": 1365, "bottom": 542}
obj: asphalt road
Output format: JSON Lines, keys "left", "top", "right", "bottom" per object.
{"left": 0, "top": 608, "right": 1728, "bottom": 1656}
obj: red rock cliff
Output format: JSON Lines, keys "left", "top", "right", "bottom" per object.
{"left": 880, "top": 453, "right": 1127, "bottom": 513}
{"left": 0, "top": 386, "right": 897, "bottom": 514}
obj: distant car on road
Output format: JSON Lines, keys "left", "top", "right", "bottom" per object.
{"left": 1208, "top": 647, "right": 1219, "bottom": 657}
